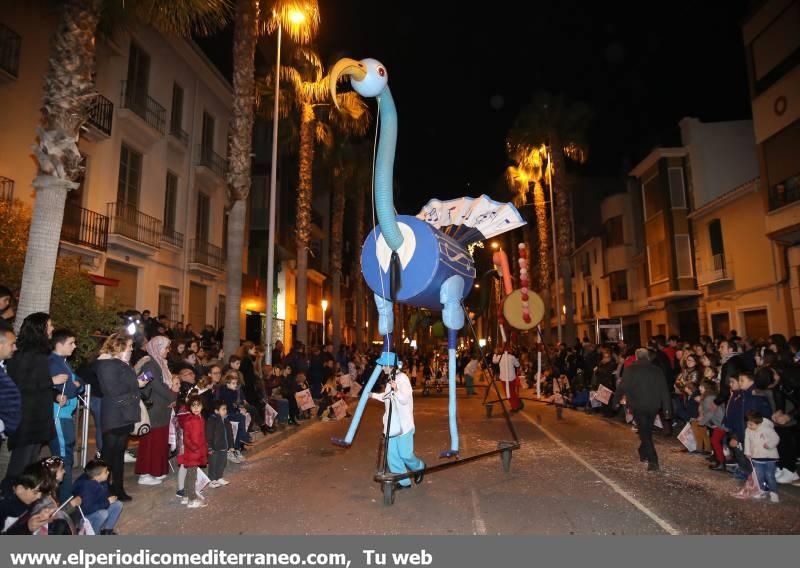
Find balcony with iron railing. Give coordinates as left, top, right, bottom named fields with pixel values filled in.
left=169, top=122, right=189, bottom=146
left=61, top=205, right=108, bottom=252
left=189, top=238, right=225, bottom=274
left=0, top=23, right=21, bottom=80
left=767, top=173, right=800, bottom=212
left=106, top=202, right=162, bottom=252
left=697, top=253, right=733, bottom=286
left=83, top=94, right=114, bottom=140
left=195, top=144, right=227, bottom=180
left=161, top=226, right=184, bottom=249
left=0, top=176, right=13, bottom=201
left=119, top=80, right=166, bottom=135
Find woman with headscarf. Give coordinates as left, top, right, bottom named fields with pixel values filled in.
left=133, top=335, right=178, bottom=486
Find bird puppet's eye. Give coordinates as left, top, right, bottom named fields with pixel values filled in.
left=378, top=67, right=386, bottom=77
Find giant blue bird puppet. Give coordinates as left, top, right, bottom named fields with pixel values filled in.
left=330, top=58, right=525, bottom=458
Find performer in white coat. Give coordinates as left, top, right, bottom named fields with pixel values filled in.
left=371, top=366, right=425, bottom=489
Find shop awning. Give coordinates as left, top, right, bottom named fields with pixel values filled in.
left=87, top=274, right=119, bottom=287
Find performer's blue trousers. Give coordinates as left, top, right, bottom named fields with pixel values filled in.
left=388, top=429, right=424, bottom=487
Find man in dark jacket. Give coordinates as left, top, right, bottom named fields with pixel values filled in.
left=0, top=328, right=21, bottom=456
left=612, top=349, right=672, bottom=471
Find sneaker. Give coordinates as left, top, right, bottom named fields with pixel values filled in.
left=217, top=478, right=230, bottom=486
left=778, top=470, right=799, bottom=484
left=155, top=475, right=168, bottom=481
left=137, top=474, right=162, bottom=486
left=227, top=450, right=241, bottom=464
left=208, top=480, right=222, bottom=488
left=176, top=489, right=186, bottom=499
left=95, top=450, right=102, bottom=460
left=124, top=451, right=136, bottom=463
left=187, top=499, right=207, bottom=508
left=233, top=449, right=246, bottom=462
left=751, top=491, right=767, bottom=500
left=769, top=492, right=780, bottom=503
left=181, top=497, right=189, bottom=505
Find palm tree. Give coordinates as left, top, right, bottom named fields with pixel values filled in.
left=15, top=0, right=232, bottom=330
left=222, top=0, right=259, bottom=358
left=327, top=140, right=371, bottom=351
left=506, top=145, right=551, bottom=342
left=508, top=92, right=590, bottom=345
left=278, top=48, right=368, bottom=345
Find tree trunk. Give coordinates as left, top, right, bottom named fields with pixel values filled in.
left=533, top=180, right=551, bottom=344
left=223, top=0, right=258, bottom=356
left=330, top=174, right=345, bottom=351
left=224, top=200, right=246, bottom=354
left=552, top=137, right=576, bottom=345
left=295, top=102, right=315, bottom=345
left=353, top=180, right=367, bottom=348
left=16, top=0, right=100, bottom=329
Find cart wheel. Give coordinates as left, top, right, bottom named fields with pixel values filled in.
left=501, top=449, right=512, bottom=473
left=383, top=482, right=395, bottom=506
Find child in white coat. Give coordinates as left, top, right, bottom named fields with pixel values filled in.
left=744, top=411, right=781, bottom=503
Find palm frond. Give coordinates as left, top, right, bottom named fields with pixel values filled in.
left=104, top=0, right=234, bottom=36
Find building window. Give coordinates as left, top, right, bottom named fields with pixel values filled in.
left=668, top=167, right=686, bottom=209
left=647, top=240, right=669, bottom=283
left=202, top=111, right=215, bottom=153
left=708, top=218, right=725, bottom=269
left=196, top=193, right=210, bottom=242
left=170, top=83, right=184, bottom=136
left=222, top=210, right=229, bottom=255
left=642, top=173, right=662, bottom=220
left=117, top=144, right=142, bottom=206
left=675, top=234, right=693, bottom=278
left=605, top=215, right=624, bottom=247
left=158, top=286, right=180, bottom=322
left=765, top=119, right=800, bottom=210
left=164, top=172, right=178, bottom=233
left=609, top=271, right=628, bottom=301
left=126, top=42, right=151, bottom=108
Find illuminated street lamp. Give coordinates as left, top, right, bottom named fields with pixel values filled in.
left=321, top=298, right=328, bottom=345
left=264, top=1, right=320, bottom=364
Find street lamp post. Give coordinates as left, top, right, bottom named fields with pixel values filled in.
left=264, top=5, right=318, bottom=364
left=321, top=299, right=328, bottom=345
left=264, top=21, right=283, bottom=365
left=546, top=149, right=562, bottom=344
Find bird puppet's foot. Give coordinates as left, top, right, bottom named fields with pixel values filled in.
left=331, top=437, right=352, bottom=448
left=439, top=449, right=459, bottom=459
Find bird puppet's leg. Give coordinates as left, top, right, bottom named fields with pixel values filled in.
left=440, top=275, right=465, bottom=458
left=332, top=293, right=396, bottom=447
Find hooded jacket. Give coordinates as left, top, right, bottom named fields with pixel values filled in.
left=176, top=410, right=208, bottom=467
left=744, top=418, right=780, bottom=460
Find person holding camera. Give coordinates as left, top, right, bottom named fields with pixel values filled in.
left=611, top=348, right=672, bottom=472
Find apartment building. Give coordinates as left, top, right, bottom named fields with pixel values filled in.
left=742, top=0, right=800, bottom=333
left=0, top=2, right=250, bottom=336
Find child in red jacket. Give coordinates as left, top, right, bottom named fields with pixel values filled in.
left=176, top=396, right=208, bottom=508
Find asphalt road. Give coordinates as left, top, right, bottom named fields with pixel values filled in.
left=118, top=386, right=800, bottom=535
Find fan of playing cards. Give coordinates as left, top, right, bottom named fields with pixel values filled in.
left=416, top=194, right=526, bottom=246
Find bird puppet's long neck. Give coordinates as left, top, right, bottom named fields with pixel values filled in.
left=374, top=87, right=404, bottom=252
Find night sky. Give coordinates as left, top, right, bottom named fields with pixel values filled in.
left=199, top=1, right=753, bottom=212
